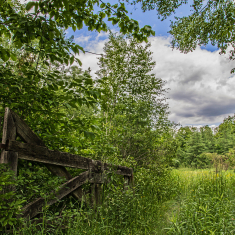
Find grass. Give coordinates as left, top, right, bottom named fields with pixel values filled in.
left=166, top=168, right=235, bottom=234
left=3, top=167, right=179, bottom=235
left=4, top=167, right=235, bottom=234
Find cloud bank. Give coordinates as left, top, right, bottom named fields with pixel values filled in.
left=74, top=34, right=235, bottom=127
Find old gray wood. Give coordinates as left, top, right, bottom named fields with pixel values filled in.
left=124, top=175, right=130, bottom=190
left=7, top=140, right=133, bottom=176
left=0, top=108, right=18, bottom=193
left=10, top=109, right=84, bottom=200
left=21, top=171, right=90, bottom=219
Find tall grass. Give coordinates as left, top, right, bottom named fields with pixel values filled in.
left=7, top=167, right=235, bottom=234
left=7, top=167, right=179, bottom=235
left=166, top=169, right=235, bottom=234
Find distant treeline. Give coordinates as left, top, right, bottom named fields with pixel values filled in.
left=173, top=115, right=235, bottom=169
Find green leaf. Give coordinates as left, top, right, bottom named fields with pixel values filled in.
left=70, top=55, right=75, bottom=65
left=75, top=58, right=82, bottom=66
left=34, top=2, right=39, bottom=13
left=100, top=3, right=105, bottom=8
left=10, top=53, right=17, bottom=61
left=72, top=24, right=76, bottom=32
left=26, top=2, right=35, bottom=11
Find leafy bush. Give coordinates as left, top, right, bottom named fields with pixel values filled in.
left=193, top=153, right=212, bottom=169
left=0, top=163, right=25, bottom=231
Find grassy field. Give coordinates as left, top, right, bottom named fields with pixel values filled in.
left=6, top=168, right=235, bottom=234
left=165, top=168, right=235, bottom=234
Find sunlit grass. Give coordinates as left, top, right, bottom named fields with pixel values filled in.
left=166, top=168, right=235, bottom=234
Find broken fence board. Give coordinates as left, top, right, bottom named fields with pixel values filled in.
left=7, top=140, right=133, bottom=176
left=2, top=108, right=16, bottom=144
left=21, top=171, right=90, bottom=219
left=1, top=108, right=18, bottom=193
left=10, top=109, right=84, bottom=200
left=11, top=110, right=44, bottom=147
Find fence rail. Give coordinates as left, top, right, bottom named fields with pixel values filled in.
left=0, top=107, right=134, bottom=221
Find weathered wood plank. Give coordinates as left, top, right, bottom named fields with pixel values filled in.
left=123, top=175, right=130, bottom=191
left=21, top=171, right=90, bottom=219
left=1, top=151, right=18, bottom=173
left=11, top=110, right=72, bottom=178
left=89, top=172, right=104, bottom=184
left=11, top=110, right=44, bottom=147
left=1, top=108, right=18, bottom=193
left=2, top=108, right=16, bottom=144
left=7, top=140, right=133, bottom=176
left=10, top=110, right=133, bottom=176
left=95, top=183, right=101, bottom=205
left=10, top=109, right=83, bottom=200
left=7, top=140, right=91, bottom=169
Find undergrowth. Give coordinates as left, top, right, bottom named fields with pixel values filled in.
left=4, top=164, right=235, bottom=234
left=1, top=164, right=179, bottom=235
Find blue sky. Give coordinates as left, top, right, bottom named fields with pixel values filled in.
left=66, top=0, right=218, bottom=52
left=65, top=1, right=235, bottom=128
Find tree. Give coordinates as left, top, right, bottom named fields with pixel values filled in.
left=2, top=0, right=234, bottom=74
left=200, top=125, right=215, bottom=153
left=0, top=0, right=156, bottom=149
left=169, top=0, right=235, bottom=72
left=214, top=115, right=235, bottom=154
left=0, top=0, right=155, bottom=63
left=130, top=0, right=235, bottom=73
left=0, top=43, right=98, bottom=151
left=175, top=126, right=194, bottom=166
left=95, top=33, right=171, bottom=166
left=186, top=130, right=207, bottom=167
left=176, top=126, right=194, bottom=150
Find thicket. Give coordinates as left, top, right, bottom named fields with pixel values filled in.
left=0, top=12, right=176, bottom=231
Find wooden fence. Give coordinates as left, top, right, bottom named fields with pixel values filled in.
left=0, top=107, right=134, bottom=222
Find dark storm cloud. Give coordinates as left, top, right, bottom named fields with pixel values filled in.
left=169, top=94, right=235, bottom=124
left=197, top=101, right=235, bottom=117
left=178, top=69, right=207, bottom=85
left=175, top=110, right=196, bottom=118
left=169, top=89, right=199, bottom=103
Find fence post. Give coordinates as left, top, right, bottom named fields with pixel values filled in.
left=124, top=169, right=134, bottom=191
left=124, top=176, right=130, bottom=190
left=0, top=108, right=18, bottom=193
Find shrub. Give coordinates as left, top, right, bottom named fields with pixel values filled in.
left=0, top=163, right=25, bottom=231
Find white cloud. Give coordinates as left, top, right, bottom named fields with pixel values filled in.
left=75, top=36, right=92, bottom=44
left=149, top=36, right=235, bottom=126
left=77, top=34, right=235, bottom=127
left=74, top=33, right=109, bottom=77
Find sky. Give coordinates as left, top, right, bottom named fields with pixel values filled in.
left=64, top=0, right=235, bottom=128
